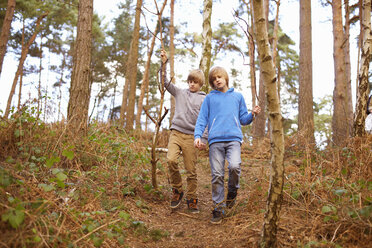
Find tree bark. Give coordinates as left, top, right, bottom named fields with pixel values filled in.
left=123, top=0, right=143, bottom=131
left=252, top=73, right=267, bottom=139
left=67, top=0, right=93, bottom=134
left=249, top=24, right=257, bottom=108
left=119, top=75, right=129, bottom=127
left=252, top=0, right=285, bottom=247
left=252, top=0, right=268, bottom=140
left=242, top=0, right=257, bottom=111
left=37, top=32, right=43, bottom=120
left=169, top=0, right=176, bottom=128
left=17, top=20, right=25, bottom=111
left=332, top=0, right=350, bottom=146
left=199, top=0, right=213, bottom=93
left=4, top=13, right=47, bottom=119
left=298, top=0, right=315, bottom=145
left=0, top=0, right=16, bottom=77
left=353, top=0, right=371, bottom=136
left=344, top=0, right=354, bottom=135
left=271, top=0, right=280, bottom=67
left=135, top=0, right=167, bottom=130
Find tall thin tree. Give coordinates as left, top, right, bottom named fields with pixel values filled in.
left=199, top=0, right=213, bottom=93
left=239, top=0, right=257, bottom=109
left=17, top=19, right=25, bottom=111
left=331, top=0, right=350, bottom=146
left=4, top=13, right=48, bottom=118
left=0, top=0, right=16, bottom=77
left=353, top=0, right=371, bottom=136
left=298, top=0, right=315, bottom=145
left=135, top=0, right=167, bottom=129
left=252, top=0, right=268, bottom=140
left=168, top=0, right=176, bottom=127
left=67, top=0, right=93, bottom=134
left=344, top=0, right=354, bottom=135
left=122, top=0, right=143, bottom=130
left=252, top=0, right=285, bottom=246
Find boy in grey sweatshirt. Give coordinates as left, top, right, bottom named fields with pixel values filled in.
left=160, top=50, right=207, bottom=213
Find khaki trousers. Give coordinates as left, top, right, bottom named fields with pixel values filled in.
left=167, top=130, right=198, bottom=199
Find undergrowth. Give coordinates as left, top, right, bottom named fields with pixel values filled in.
left=0, top=107, right=169, bottom=247
left=278, top=135, right=372, bottom=247
left=0, top=107, right=371, bottom=247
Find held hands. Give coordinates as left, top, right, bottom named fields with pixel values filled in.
left=194, top=138, right=206, bottom=150
left=252, top=105, right=261, bottom=116
left=160, top=49, right=167, bottom=64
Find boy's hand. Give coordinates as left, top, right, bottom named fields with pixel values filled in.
left=198, top=142, right=206, bottom=150
left=194, top=138, right=205, bottom=150
left=160, top=49, right=167, bottom=64
left=252, top=105, right=261, bottom=116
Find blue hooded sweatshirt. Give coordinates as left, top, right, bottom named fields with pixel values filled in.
left=194, top=88, right=253, bottom=145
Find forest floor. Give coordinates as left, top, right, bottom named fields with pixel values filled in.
left=0, top=121, right=371, bottom=248
left=125, top=148, right=270, bottom=248
left=109, top=138, right=371, bottom=248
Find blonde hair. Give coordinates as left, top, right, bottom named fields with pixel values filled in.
left=187, top=69, right=205, bottom=87
left=209, top=66, right=229, bottom=89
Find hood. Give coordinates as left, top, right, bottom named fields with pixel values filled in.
left=209, top=88, right=234, bottom=94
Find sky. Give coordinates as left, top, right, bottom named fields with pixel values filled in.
left=95, top=0, right=358, bottom=116
left=0, top=0, right=359, bottom=119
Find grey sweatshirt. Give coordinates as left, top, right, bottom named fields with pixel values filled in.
left=165, top=81, right=206, bottom=138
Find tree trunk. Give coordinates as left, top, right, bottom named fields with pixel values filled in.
left=124, top=0, right=143, bottom=131
left=353, top=0, right=371, bottom=136
left=67, top=0, right=93, bottom=134
left=43, top=84, right=48, bottom=122
left=242, top=0, right=257, bottom=110
left=298, top=0, right=315, bottom=145
left=252, top=72, right=266, bottom=138
left=249, top=26, right=257, bottom=108
left=17, top=20, right=25, bottom=111
left=169, top=0, right=176, bottom=128
left=271, top=0, right=280, bottom=66
left=119, top=76, right=129, bottom=127
left=252, top=0, right=285, bottom=247
left=57, top=52, right=66, bottom=122
left=332, top=0, right=350, bottom=146
left=272, top=0, right=281, bottom=117
left=252, top=0, right=268, bottom=140
left=0, top=0, right=16, bottom=77
left=146, top=50, right=169, bottom=189
left=37, top=32, right=43, bottom=120
left=4, top=13, right=47, bottom=119
left=135, top=0, right=167, bottom=130
left=344, top=0, right=354, bottom=135
left=17, top=69, right=23, bottom=110
left=199, top=0, right=213, bottom=93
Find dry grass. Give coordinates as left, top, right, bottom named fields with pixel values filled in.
left=0, top=109, right=371, bottom=247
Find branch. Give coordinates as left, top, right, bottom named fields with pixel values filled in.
left=175, top=37, right=198, bottom=56
left=158, top=107, right=169, bottom=125
left=143, top=107, right=157, bottom=124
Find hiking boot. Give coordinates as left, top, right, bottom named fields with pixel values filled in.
left=186, top=198, right=199, bottom=214
left=226, top=191, right=237, bottom=209
left=170, top=189, right=184, bottom=208
left=210, top=209, right=224, bottom=224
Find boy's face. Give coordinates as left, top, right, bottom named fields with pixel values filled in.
left=213, top=74, right=228, bottom=92
left=188, top=80, right=201, bottom=92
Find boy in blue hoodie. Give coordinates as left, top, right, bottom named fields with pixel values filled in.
left=194, top=66, right=261, bottom=224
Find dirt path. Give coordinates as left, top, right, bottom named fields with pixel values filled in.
left=125, top=152, right=270, bottom=248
